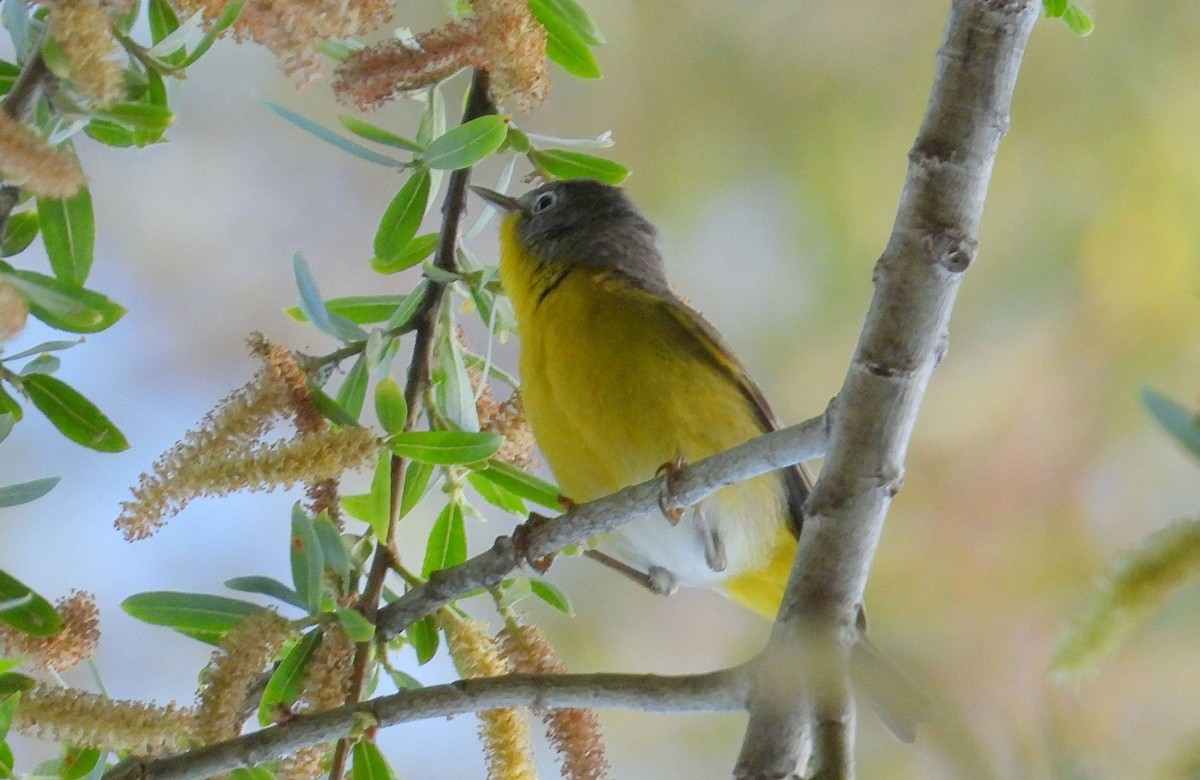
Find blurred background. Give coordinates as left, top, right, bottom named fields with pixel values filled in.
left=5, top=0, right=1200, bottom=777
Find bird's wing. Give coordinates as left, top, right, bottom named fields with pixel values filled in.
left=650, top=289, right=812, bottom=539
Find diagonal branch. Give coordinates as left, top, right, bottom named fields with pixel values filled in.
left=375, top=411, right=831, bottom=640
left=105, top=668, right=750, bottom=780
left=735, top=1, right=1041, bottom=778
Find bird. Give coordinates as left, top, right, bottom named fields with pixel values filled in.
left=472, top=178, right=811, bottom=620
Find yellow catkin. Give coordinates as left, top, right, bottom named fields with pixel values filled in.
left=13, top=685, right=194, bottom=754
left=195, top=611, right=295, bottom=745
left=1053, top=517, right=1200, bottom=677
left=0, top=280, right=28, bottom=342
left=275, top=625, right=357, bottom=779
left=0, top=112, right=83, bottom=197
left=46, top=0, right=125, bottom=107
left=476, top=385, right=537, bottom=471
left=441, top=614, right=537, bottom=780
left=0, top=591, right=100, bottom=672
left=500, top=624, right=610, bottom=780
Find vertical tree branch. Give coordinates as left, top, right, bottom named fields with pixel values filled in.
left=327, top=68, right=495, bottom=780
left=735, top=1, right=1040, bottom=777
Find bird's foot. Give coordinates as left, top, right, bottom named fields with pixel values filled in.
left=655, top=456, right=689, bottom=524
left=512, top=512, right=557, bottom=574
left=584, top=550, right=679, bottom=596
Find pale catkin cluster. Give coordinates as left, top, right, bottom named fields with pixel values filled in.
left=440, top=613, right=537, bottom=780
left=12, top=685, right=195, bottom=754
left=1053, top=517, right=1200, bottom=677
left=0, top=112, right=84, bottom=198
left=0, top=591, right=100, bottom=672
left=46, top=0, right=125, bottom=107
left=333, top=0, right=548, bottom=111
left=274, top=625, right=357, bottom=780
left=0, top=280, right=28, bottom=342
left=471, top=367, right=537, bottom=470
left=500, top=624, right=611, bottom=780
left=195, top=611, right=295, bottom=745
left=116, top=335, right=378, bottom=540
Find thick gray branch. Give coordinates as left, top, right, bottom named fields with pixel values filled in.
left=105, top=668, right=749, bottom=780
left=736, top=1, right=1040, bottom=777
left=375, top=412, right=829, bottom=639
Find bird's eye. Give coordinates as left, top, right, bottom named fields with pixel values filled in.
left=532, top=192, right=556, bottom=213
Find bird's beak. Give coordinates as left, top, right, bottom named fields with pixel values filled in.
left=470, top=186, right=521, bottom=213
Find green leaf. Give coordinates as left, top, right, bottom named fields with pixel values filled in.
left=224, top=576, right=305, bottom=610
left=21, top=374, right=128, bottom=452
left=20, top=353, right=59, bottom=375
left=0, top=476, right=60, bottom=508
left=181, top=0, right=243, bottom=65
left=85, top=119, right=137, bottom=148
left=422, top=116, right=508, bottom=171
left=372, top=233, right=439, bottom=275
left=529, top=0, right=602, bottom=79
left=352, top=739, right=393, bottom=780
left=121, top=592, right=266, bottom=644
left=1062, top=3, right=1094, bottom=36
left=96, top=103, right=173, bottom=145
left=399, top=459, right=434, bottom=519
left=338, top=116, right=423, bottom=153
left=383, top=281, right=431, bottom=333
left=1, top=211, right=37, bottom=257
left=309, top=383, right=359, bottom=427
left=497, top=575, right=533, bottom=610
left=0, top=387, right=21, bottom=421
left=374, top=169, right=430, bottom=266
left=529, top=579, right=574, bottom=616
left=536, top=0, right=605, bottom=45
left=421, top=502, right=467, bottom=577
left=0, top=672, right=35, bottom=696
left=1043, top=0, right=1066, bottom=16
left=0, top=693, right=17, bottom=740
left=258, top=628, right=322, bottom=725
left=342, top=454, right=392, bottom=538
left=313, top=512, right=351, bottom=582
left=474, top=460, right=561, bottom=509
left=387, top=668, right=421, bottom=690
left=2, top=339, right=80, bottom=363
left=229, top=768, right=276, bottom=780
left=0, top=570, right=62, bottom=636
left=147, top=0, right=180, bottom=44
left=335, top=608, right=375, bottom=641
left=415, top=86, right=445, bottom=149
left=60, top=747, right=101, bottom=780
left=37, top=189, right=94, bottom=286
left=292, top=253, right=368, bottom=342
left=406, top=614, right=439, bottom=665
left=389, top=430, right=503, bottom=465
left=434, top=326, right=479, bottom=432
left=0, top=660, right=19, bottom=676
left=529, top=149, right=628, bottom=185
left=335, top=355, right=369, bottom=423
left=0, top=60, right=20, bottom=96
left=1143, top=388, right=1200, bottom=461
left=374, top=376, right=408, bottom=436
left=265, top=101, right=406, bottom=168
left=0, top=267, right=124, bottom=333
left=285, top=294, right=417, bottom=325
left=466, top=471, right=525, bottom=515
left=290, top=505, right=324, bottom=615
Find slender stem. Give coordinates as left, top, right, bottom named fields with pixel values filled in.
left=326, top=69, right=495, bottom=780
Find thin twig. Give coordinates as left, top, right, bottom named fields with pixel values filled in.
left=735, top=1, right=1041, bottom=777
left=104, top=668, right=749, bottom=780
left=326, top=68, right=495, bottom=780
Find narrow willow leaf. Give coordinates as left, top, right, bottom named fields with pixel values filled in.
left=335, top=608, right=375, bottom=641
left=292, top=253, right=368, bottom=342
left=384, top=280, right=431, bottom=332
left=20, top=353, right=60, bottom=375
left=0, top=476, right=60, bottom=508
left=290, top=505, right=324, bottom=615
left=147, top=0, right=180, bottom=44
left=37, top=189, right=94, bottom=286
left=529, top=579, right=574, bottom=616
left=85, top=119, right=136, bottom=148
left=389, top=430, right=503, bottom=465
left=0, top=413, right=12, bottom=442
left=339, top=115, right=423, bottom=153
left=1, top=210, right=37, bottom=257
left=121, top=592, right=265, bottom=639
left=1062, top=3, right=1094, bottom=35
left=528, top=0, right=601, bottom=79
left=224, top=576, right=305, bottom=610
left=1, top=339, right=80, bottom=363
left=415, top=86, right=445, bottom=148
left=308, top=384, right=359, bottom=427
left=466, top=471, right=525, bottom=515
left=537, top=0, right=605, bottom=44
left=374, top=169, right=430, bottom=265
left=372, top=232, right=440, bottom=275
left=285, top=294, right=415, bottom=325
left=335, top=355, right=369, bottom=422
left=421, top=502, right=467, bottom=577
left=474, top=460, right=561, bottom=509
left=0, top=267, right=124, bottom=333
left=0, top=692, right=17, bottom=740
left=0, top=60, right=19, bottom=96
left=313, top=511, right=350, bottom=581
left=0, top=387, right=21, bottom=420
left=0, top=672, right=35, bottom=696
left=399, top=459, right=434, bottom=519
left=1143, top=388, right=1200, bottom=461
left=529, top=149, right=628, bottom=184
left=422, top=116, right=508, bottom=170
left=496, top=575, right=532, bottom=610
left=21, top=374, right=129, bottom=452
left=1043, top=0, right=1067, bottom=17
left=374, top=376, right=408, bottom=435
left=258, top=628, right=322, bottom=725
left=387, top=669, right=421, bottom=690
left=0, top=570, right=62, bottom=636
left=343, top=456, right=391, bottom=538
left=406, top=614, right=439, bottom=665
left=352, top=739, right=394, bottom=780
left=265, top=101, right=405, bottom=167
left=59, top=746, right=101, bottom=780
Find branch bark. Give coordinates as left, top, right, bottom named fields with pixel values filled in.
left=735, top=1, right=1040, bottom=777
left=105, top=668, right=749, bottom=780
